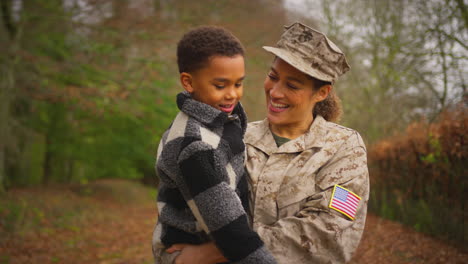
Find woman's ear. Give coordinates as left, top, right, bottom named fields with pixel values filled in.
left=180, top=72, right=194, bottom=93
left=315, top=84, right=332, bottom=102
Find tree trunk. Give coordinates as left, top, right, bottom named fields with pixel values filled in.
left=0, top=53, right=14, bottom=192
left=1, top=0, right=16, bottom=39
left=0, top=76, right=10, bottom=193
left=43, top=134, right=52, bottom=185
left=0, top=0, right=16, bottom=192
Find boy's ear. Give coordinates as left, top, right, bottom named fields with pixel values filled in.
left=180, top=72, right=194, bottom=93
left=315, top=84, right=332, bottom=102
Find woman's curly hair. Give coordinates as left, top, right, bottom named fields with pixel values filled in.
left=311, top=78, right=343, bottom=122
left=177, top=26, right=244, bottom=73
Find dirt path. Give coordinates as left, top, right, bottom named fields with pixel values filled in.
left=0, top=180, right=466, bottom=263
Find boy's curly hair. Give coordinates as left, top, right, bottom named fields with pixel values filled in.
left=177, top=26, right=245, bottom=73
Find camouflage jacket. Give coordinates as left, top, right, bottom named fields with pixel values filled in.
left=244, top=115, right=369, bottom=263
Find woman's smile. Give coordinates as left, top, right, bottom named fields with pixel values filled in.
left=269, top=101, right=289, bottom=113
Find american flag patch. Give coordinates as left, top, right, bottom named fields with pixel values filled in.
left=329, top=185, right=361, bottom=220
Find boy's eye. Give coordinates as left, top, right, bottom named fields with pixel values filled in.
left=214, top=84, right=225, bottom=89
left=235, top=82, right=243, bottom=88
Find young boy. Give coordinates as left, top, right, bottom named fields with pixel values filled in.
left=152, top=26, right=276, bottom=264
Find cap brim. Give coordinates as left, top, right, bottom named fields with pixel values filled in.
left=263, top=46, right=333, bottom=82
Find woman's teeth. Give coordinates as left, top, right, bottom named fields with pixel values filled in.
left=271, top=102, right=288, bottom=108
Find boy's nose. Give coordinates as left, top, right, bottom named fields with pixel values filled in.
left=225, top=87, right=237, bottom=100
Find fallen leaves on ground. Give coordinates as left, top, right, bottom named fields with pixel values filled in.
left=352, top=214, right=466, bottom=264
left=0, top=179, right=466, bottom=263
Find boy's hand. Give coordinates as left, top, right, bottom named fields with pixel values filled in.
left=167, top=242, right=228, bottom=264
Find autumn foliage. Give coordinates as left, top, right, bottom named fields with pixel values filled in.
left=368, top=105, right=467, bottom=243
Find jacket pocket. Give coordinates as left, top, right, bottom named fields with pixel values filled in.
left=275, top=150, right=329, bottom=218
left=276, top=171, right=316, bottom=209
left=276, top=169, right=317, bottom=220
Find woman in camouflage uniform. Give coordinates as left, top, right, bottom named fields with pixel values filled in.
left=167, top=22, right=369, bottom=264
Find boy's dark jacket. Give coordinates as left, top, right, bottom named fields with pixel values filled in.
left=153, top=92, right=276, bottom=263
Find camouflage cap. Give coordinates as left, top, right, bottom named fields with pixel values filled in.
left=263, top=22, right=350, bottom=83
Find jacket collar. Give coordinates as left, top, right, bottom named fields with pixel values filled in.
left=176, top=91, right=247, bottom=133
left=245, top=115, right=328, bottom=155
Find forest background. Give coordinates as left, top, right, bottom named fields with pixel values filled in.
left=1, top=0, right=466, bottom=261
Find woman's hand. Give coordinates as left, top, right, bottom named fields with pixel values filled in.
left=166, top=243, right=190, bottom=254
left=167, top=242, right=228, bottom=264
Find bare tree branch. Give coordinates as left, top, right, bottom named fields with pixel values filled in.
left=427, top=28, right=468, bottom=51
left=453, top=0, right=468, bottom=30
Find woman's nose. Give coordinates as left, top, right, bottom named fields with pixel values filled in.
left=269, top=83, right=283, bottom=98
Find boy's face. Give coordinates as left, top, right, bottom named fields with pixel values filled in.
left=182, top=55, right=245, bottom=114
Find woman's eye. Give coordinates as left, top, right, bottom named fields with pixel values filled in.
left=287, top=83, right=299, bottom=90
left=268, top=74, right=278, bottom=80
